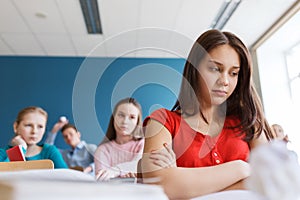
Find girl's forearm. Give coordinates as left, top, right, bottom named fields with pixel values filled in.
left=222, top=179, right=246, bottom=191
left=142, top=159, right=250, bottom=199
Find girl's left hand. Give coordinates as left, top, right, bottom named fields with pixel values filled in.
left=96, top=168, right=120, bottom=181
left=120, top=172, right=137, bottom=178
left=150, top=143, right=177, bottom=168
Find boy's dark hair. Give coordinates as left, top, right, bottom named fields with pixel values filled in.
left=61, top=124, right=78, bottom=133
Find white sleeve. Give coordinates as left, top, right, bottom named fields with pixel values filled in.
left=44, top=131, right=58, bottom=145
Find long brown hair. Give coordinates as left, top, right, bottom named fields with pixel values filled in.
left=172, top=29, right=273, bottom=142
left=100, top=97, right=144, bottom=144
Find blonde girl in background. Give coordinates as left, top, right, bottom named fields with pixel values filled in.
left=0, top=106, right=67, bottom=168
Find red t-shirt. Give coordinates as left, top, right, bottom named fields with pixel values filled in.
left=144, top=108, right=250, bottom=167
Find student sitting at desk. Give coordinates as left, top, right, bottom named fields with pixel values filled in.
left=94, top=97, right=144, bottom=181
left=45, top=120, right=97, bottom=175
left=272, top=123, right=289, bottom=143
left=140, top=29, right=274, bottom=199
left=0, top=106, right=67, bottom=169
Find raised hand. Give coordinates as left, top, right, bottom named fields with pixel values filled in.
left=50, top=118, right=69, bottom=133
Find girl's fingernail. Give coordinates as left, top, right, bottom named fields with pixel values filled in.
left=163, top=143, right=167, bottom=147
left=151, top=150, right=156, bottom=153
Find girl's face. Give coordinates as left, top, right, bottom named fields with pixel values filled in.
left=14, top=112, right=47, bottom=145
left=273, top=125, right=285, bottom=140
left=114, top=103, right=139, bottom=137
left=62, top=127, right=81, bottom=148
left=198, top=44, right=240, bottom=106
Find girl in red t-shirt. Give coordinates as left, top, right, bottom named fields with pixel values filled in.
left=140, top=29, right=274, bottom=200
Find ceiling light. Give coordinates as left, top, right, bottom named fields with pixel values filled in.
left=79, top=0, right=103, bottom=34
left=210, top=0, right=241, bottom=30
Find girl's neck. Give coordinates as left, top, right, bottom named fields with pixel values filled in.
left=199, top=105, right=218, bottom=121
left=200, top=100, right=227, bottom=120
left=25, top=144, right=42, bottom=157
left=115, top=135, right=133, bottom=145
left=184, top=105, right=226, bottom=137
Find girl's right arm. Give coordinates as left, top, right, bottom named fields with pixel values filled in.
left=141, top=119, right=250, bottom=200
left=94, top=145, right=108, bottom=174
left=10, top=135, right=27, bottom=150
left=94, top=145, right=119, bottom=181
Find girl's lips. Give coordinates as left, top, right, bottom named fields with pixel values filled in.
left=212, top=90, right=227, bottom=97
left=119, top=125, right=128, bottom=129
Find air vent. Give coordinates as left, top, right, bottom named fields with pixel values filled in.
left=79, top=0, right=103, bottom=34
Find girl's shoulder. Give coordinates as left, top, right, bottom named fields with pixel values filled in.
left=144, top=108, right=183, bottom=138
left=151, top=108, right=180, bottom=117
left=144, top=108, right=181, bottom=125
left=41, top=143, right=55, bottom=149
left=131, top=138, right=144, bottom=148
left=96, top=141, right=114, bottom=151
left=39, top=143, right=60, bottom=155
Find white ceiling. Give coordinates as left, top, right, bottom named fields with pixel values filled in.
left=0, top=0, right=297, bottom=58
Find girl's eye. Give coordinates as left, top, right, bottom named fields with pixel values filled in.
left=130, top=115, right=136, bottom=120
left=117, top=113, right=125, bottom=118
left=38, top=125, right=44, bottom=129
left=209, top=65, right=220, bottom=72
left=230, top=71, right=239, bottom=76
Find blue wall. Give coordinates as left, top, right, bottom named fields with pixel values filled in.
left=0, top=56, right=185, bottom=149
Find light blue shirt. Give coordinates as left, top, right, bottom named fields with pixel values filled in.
left=45, top=132, right=97, bottom=175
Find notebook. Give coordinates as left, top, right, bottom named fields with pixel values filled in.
left=6, top=145, right=26, bottom=161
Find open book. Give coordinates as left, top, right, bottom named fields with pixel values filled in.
left=6, top=145, right=26, bottom=161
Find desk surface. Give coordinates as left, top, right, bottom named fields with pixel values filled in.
left=0, top=169, right=168, bottom=200
left=191, top=190, right=267, bottom=200
left=0, top=169, right=268, bottom=200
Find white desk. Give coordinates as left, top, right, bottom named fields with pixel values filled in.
left=191, top=190, right=267, bottom=200
left=0, top=169, right=168, bottom=200
left=0, top=169, right=270, bottom=200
